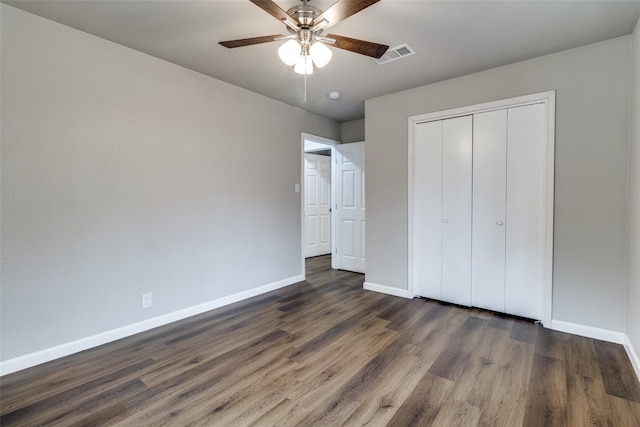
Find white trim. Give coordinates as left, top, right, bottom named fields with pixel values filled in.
left=408, top=91, right=555, bottom=327
left=623, top=334, right=640, bottom=381
left=302, top=133, right=339, bottom=147
left=0, top=274, right=303, bottom=376
left=408, top=91, right=556, bottom=125
left=407, top=116, right=417, bottom=299
left=300, top=133, right=339, bottom=273
left=550, top=319, right=625, bottom=344
left=363, top=281, right=411, bottom=299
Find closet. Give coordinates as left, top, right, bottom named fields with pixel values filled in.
left=409, top=93, right=554, bottom=322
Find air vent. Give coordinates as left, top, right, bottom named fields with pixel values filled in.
left=373, top=44, right=416, bottom=65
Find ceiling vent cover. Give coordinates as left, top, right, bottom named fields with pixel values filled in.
left=373, top=44, right=416, bottom=65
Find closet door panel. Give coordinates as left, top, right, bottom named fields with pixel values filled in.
left=413, top=121, right=443, bottom=299
left=441, top=116, right=473, bottom=306
left=472, top=110, right=507, bottom=312
left=505, top=103, right=546, bottom=319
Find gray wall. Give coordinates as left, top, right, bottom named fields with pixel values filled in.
left=341, top=119, right=365, bottom=143
left=366, top=36, right=631, bottom=332
left=0, top=5, right=340, bottom=361
left=627, top=18, right=640, bottom=355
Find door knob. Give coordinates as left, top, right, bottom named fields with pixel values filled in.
left=496, top=220, right=504, bottom=226
left=442, top=219, right=449, bottom=224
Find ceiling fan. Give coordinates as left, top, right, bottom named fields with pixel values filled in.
left=219, top=0, right=389, bottom=75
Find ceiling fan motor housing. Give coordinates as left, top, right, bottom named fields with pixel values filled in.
left=288, top=4, right=321, bottom=26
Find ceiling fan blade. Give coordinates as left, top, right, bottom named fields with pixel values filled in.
left=219, top=34, right=285, bottom=48
left=326, top=34, right=388, bottom=59
left=250, top=0, right=299, bottom=29
left=314, top=0, right=380, bottom=30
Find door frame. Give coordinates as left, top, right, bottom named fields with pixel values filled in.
left=407, top=91, right=555, bottom=326
left=300, top=133, right=339, bottom=277
left=303, top=152, right=332, bottom=258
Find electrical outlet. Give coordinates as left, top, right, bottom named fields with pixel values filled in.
left=142, top=293, right=152, bottom=309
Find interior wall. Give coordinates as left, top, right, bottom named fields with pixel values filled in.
left=0, top=5, right=340, bottom=362
left=365, top=36, right=631, bottom=333
left=341, top=119, right=365, bottom=143
left=627, top=17, right=640, bottom=358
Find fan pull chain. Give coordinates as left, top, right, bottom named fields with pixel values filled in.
left=304, top=72, right=307, bottom=102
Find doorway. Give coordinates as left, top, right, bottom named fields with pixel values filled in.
left=302, top=134, right=337, bottom=277
left=304, top=149, right=332, bottom=258
left=301, top=133, right=366, bottom=278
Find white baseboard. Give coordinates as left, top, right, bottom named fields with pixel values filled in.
left=0, top=274, right=304, bottom=377
left=623, top=334, right=640, bottom=382
left=550, top=319, right=625, bottom=344
left=363, top=281, right=411, bottom=299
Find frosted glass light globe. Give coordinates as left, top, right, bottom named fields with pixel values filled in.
left=278, top=40, right=301, bottom=66
left=310, top=42, right=332, bottom=68
left=294, top=54, right=313, bottom=75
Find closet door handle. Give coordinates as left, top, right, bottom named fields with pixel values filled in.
left=496, top=220, right=504, bottom=226
left=442, top=218, right=449, bottom=224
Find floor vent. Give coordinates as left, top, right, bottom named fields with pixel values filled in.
left=373, top=44, right=416, bottom=65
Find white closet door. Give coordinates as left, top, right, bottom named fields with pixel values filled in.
left=505, top=104, right=546, bottom=319
left=472, top=110, right=508, bottom=312
left=441, top=116, right=473, bottom=306
left=413, top=121, right=443, bottom=299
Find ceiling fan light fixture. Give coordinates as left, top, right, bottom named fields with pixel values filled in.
left=309, top=41, right=332, bottom=68
left=278, top=39, right=301, bottom=66
left=220, top=0, right=388, bottom=77
left=294, top=54, right=313, bottom=75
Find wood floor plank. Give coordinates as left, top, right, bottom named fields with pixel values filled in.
left=427, top=316, right=488, bottom=381
left=487, top=312, right=515, bottom=331
left=594, top=339, right=640, bottom=403
left=384, top=298, right=439, bottom=331
left=286, top=321, right=397, bottom=408
left=300, top=340, right=418, bottom=425
left=27, top=378, right=146, bottom=427
left=449, top=325, right=510, bottom=407
left=138, top=309, right=287, bottom=386
left=2, top=255, right=639, bottom=426
left=411, top=303, right=468, bottom=360
left=610, top=395, right=640, bottom=426
left=477, top=338, right=535, bottom=426
left=430, top=398, right=482, bottom=426
left=118, top=329, right=295, bottom=425
left=523, top=353, right=568, bottom=426
left=535, top=326, right=570, bottom=360
left=387, top=372, right=453, bottom=426
left=1, top=359, right=154, bottom=424
left=247, top=398, right=306, bottom=426
left=339, top=340, right=433, bottom=426
left=66, top=403, right=130, bottom=427
left=564, top=334, right=602, bottom=380
left=510, top=318, right=539, bottom=344
left=565, top=372, right=637, bottom=426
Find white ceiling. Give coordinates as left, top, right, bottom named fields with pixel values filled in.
left=5, top=0, right=640, bottom=122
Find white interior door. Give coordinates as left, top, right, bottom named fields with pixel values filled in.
left=441, top=116, right=473, bottom=306
left=472, top=109, right=508, bottom=312
left=334, top=142, right=365, bottom=273
left=304, top=153, right=331, bottom=258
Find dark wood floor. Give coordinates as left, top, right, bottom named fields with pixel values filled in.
left=2, top=255, right=640, bottom=426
